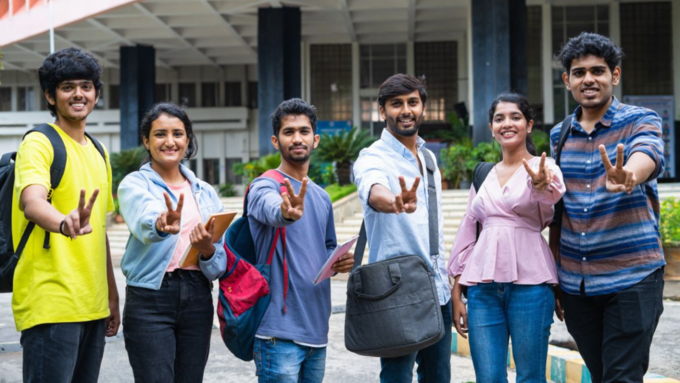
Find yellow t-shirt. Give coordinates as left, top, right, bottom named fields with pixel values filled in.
left=11, top=123, right=114, bottom=332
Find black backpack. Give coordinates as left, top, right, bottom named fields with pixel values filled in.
left=0, top=124, right=106, bottom=293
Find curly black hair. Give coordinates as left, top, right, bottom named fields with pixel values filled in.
left=557, top=32, right=625, bottom=74
left=270, top=98, right=318, bottom=136
left=38, top=47, right=104, bottom=117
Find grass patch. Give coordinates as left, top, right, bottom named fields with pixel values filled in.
left=325, top=183, right=357, bottom=203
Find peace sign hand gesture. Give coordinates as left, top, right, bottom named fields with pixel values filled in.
left=394, top=176, right=420, bottom=214
left=281, top=178, right=308, bottom=221
left=62, top=188, right=100, bottom=239
left=156, top=192, right=184, bottom=234
left=599, top=144, right=636, bottom=194
left=523, top=152, right=554, bottom=191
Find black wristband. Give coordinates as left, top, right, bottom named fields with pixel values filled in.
left=59, top=219, right=68, bottom=237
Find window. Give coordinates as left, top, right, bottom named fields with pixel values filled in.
left=108, top=85, right=120, bottom=109
left=0, top=88, right=11, bottom=111
left=201, top=82, right=219, bottom=107
left=310, top=44, right=352, bottom=121
left=179, top=83, right=196, bottom=108
left=360, top=97, right=382, bottom=136
left=203, top=158, right=220, bottom=185
left=247, top=82, right=258, bottom=109
left=620, top=2, right=672, bottom=96
left=526, top=6, right=543, bottom=122
left=414, top=42, right=457, bottom=122
left=155, top=83, right=171, bottom=103
left=360, top=44, right=407, bottom=89
left=17, top=86, right=36, bottom=111
left=225, top=158, right=243, bottom=184
left=224, top=82, right=242, bottom=107
left=551, top=5, right=609, bottom=120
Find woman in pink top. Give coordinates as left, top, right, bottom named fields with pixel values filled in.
left=448, top=92, right=565, bottom=383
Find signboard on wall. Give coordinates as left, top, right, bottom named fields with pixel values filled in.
left=622, top=95, right=675, bottom=179
left=317, top=120, right=352, bottom=136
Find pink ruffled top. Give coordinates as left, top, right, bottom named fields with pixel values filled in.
left=447, top=157, right=565, bottom=286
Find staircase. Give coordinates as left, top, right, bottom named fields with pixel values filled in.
left=108, top=184, right=680, bottom=267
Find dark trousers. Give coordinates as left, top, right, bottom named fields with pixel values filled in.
left=379, top=301, right=452, bottom=383
left=123, top=269, right=214, bottom=383
left=21, top=319, right=106, bottom=383
left=562, top=267, right=665, bottom=383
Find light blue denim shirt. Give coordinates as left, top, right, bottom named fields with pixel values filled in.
left=353, top=129, right=450, bottom=305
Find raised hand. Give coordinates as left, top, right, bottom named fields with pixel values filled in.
left=190, top=218, right=216, bottom=258
left=523, top=152, right=554, bottom=191
left=599, top=143, right=636, bottom=194
left=62, top=188, right=100, bottom=239
left=394, top=176, right=420, bottom=214
left=156, top=192, right=184, bottom=234
left=281, top=178, right=308, bottom=221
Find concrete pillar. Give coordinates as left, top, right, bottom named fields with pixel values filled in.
left=471, top=0, right=527, bottom=144
left=120, top=45, right=155, bottom=149
left=257, top=7, right=302, bottom=156
left=541, top=3, right=554, bottom=124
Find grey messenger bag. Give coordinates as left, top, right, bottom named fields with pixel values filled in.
left=344, top=150, right=445, bottom=358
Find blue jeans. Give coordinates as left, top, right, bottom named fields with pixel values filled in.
left=123, top=269, right=214, bottom=383
left=379, top=302, right=453, bottom=383
left=20, top=319, right=106, bottom=383
left=254, top=338, right=327, bottom=383
left=467, top=283, right=554, bottom=383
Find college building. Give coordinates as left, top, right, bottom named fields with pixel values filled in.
left=0, top=0, right=678, bottom=186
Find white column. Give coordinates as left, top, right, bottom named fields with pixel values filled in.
left=673, top=1, right=680, bottom=119
left=11, top=86, right=18, bottom=112
left=609, top=1, right=622, bottom=101
left=541, top=3, right=554, bottom=124
left=406, top=41, right=415, bottom=76
left=352, top=42, right=361, bottom=129
left=466, top=0, right=474, bottom=126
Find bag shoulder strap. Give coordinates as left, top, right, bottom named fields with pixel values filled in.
left=353, top=150, right=439, bottom=270
left=23, top=124, right=67, bottom=250
left=84, top=132, right=107, bottom=168
left=555, top=115, right=572, bottom=166
left=472, top=162, right=495, bottom=193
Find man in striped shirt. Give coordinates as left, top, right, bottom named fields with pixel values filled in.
left=551, top=32, right=665, bottom=383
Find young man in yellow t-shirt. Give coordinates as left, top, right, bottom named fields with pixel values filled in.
left=12, top=48, right=120, bottom=383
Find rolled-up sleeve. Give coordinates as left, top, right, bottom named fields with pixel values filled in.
left=353, top=148, right=391, bottom=212
left=627, top=110, right=665, bottom=181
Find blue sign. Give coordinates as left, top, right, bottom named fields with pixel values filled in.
left=317, top=120, right=352, bottom=136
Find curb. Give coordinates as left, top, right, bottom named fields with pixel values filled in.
left=450, top=333, right=680, bottom=383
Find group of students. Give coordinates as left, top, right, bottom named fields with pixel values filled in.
left=9, top=31, right=665, bottom=383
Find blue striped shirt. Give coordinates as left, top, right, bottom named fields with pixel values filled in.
left=550, top=96, right=666, bottom=296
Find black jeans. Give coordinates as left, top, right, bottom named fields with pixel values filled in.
left=379, top=301, right=452, bottom=383
left=562, top=267, right=664, bottom=383
left=20, top=319, right=106, bottom=383
left=123, top=269, right=214, bottom=383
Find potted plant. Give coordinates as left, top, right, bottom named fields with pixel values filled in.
left=110, top=146, right=147, bottom=223
left=315, top=127, right=376, bottom=186
left=660, top=197, right=680, bottom=280
left=440, top=138, right=476, bottom=189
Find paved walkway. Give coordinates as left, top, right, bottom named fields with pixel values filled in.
left=1, top=269, right=679, bottom=381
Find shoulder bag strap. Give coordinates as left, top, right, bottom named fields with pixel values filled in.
left=353, top=150, right=439, bottom=270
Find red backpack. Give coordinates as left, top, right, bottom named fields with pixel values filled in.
left=216, top=170, right=289, bottom=361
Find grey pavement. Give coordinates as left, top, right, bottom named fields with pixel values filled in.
left=2, top=268, right=679, bottom=381
left=0, top=268, right=494, bottom=383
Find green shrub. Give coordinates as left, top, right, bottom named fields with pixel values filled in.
left=660, top=197, right=680, bottom=247
left=315, top=127, right=376, bottom=186
left=234, top=153, right=282, bottom=184
left=217, top=183, right=237, bottom=197
left=325, top=183, right=357, bottom=203
left=532, top=129, right=551, bottom=156
left=110, top=146, right=147, bottom=195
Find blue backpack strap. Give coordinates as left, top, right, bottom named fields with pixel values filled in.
left=24, top=124, right=67, bottom=249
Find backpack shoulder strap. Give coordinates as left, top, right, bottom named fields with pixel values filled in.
left=555, top=115, right=572, bottom=166
left=472, top=162, right=495, bottom=193
left=84, top=132, right=107, bottom=167
left=421, top=150, right=439, bottom=257
left=25, top=124, right=67, bottom=196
